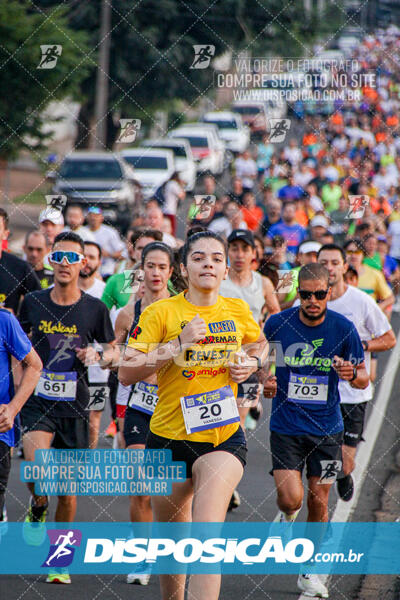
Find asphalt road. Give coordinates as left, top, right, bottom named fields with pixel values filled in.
left=2, top=315, right=399, bottom=600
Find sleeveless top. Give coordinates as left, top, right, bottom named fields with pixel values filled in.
left=219, top=271, right=264, bottom=322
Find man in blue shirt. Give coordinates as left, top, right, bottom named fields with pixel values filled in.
left=0, top=309, right=42, bottom=522
left=267, top=202, right=306, bottom=263
left=264, top=263, right=368, bottom=598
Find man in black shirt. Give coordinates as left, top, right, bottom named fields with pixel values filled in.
left=23, top=230, right=54, bottom=289
left=0, top=209, right=41, bottom=313
left=19, top=232, right=116, bottom=582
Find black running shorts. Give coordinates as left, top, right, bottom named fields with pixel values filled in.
left=21, top=401, right=88, bottom=449
left=270, top=430, right=343, bottom=482
left=123, top=407, right=151, bottom=446
left=146, top=426, right=247, bottom=479
left=340, top=402, right=367, bottom=448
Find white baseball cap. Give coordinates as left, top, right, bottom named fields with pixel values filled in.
left=298, top=241, right=322, bottom=254
left=310, top=215, right=329, bottom=229
left=39, top=207, right=64, bottom=226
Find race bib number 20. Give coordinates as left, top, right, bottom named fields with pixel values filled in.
left=181, top=385, right=239, bottom=434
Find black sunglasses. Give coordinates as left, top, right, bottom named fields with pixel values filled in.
left=298, top=289, right=330, bottom=300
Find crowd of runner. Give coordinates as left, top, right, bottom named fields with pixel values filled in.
left=0, top=27, right=399, bottom=600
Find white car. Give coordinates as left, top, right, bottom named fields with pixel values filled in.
left=142, top=138, right=196, bottom=192
left=119, top=148, right=175, bottom=199
left=202, top=111, right=250, bottom=154
left=168, top=127, right=222, bottom=176
left=177, top=123, right=226, bottom=174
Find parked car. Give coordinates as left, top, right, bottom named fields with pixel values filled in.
left=168, top=127, right=222, bottom=175
left=231, top=101, right=268, bottom=137
left=176, top=123, right=226, bottom=174
left=119, top=148, right=175, bottom=199
left=49, top=151, right=138, bottom=228
left=142, top=138, right=196, bottom=191
left=201, top=111, right=250, bottom=154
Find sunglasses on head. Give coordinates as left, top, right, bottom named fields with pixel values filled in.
left=50, top=251, right=84, bottom=265
left=298, top=289, right=329, bottom=300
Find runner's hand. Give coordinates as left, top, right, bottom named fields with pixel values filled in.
left=263, top=375, right=277, bottom=398
left=0, top=404, right=15, bottom=432
left=75, top=346, right=99, bottom=366
left=180, top=314, right=208, bottom=345
left=332, top=355, right=355, bottom=381
left=228, top=353, right=258, bottom=383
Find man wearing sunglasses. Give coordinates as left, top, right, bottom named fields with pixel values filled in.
left=317, top=244, right=396, bottom=502
left=264, top=263, right=368, bottom=599
left=19, top=231, right=116, bottom=584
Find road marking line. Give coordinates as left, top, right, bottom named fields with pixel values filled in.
left=296, top=325, right=400, bottom=597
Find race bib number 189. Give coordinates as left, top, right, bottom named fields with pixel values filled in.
left=181, top=385, right=239, bottom=434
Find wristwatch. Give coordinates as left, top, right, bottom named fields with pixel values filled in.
left=349, top=366, right=357, bottom=382
left=362, top=340, right=369, bottom=352
left=249, top=355, right=262, bottom=370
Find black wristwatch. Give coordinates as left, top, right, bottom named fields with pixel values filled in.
left=362, top=340, right=369, bottom=352
left=349, top=366, right=357, bottom=382
left=249, top=356, right=262, bottom=370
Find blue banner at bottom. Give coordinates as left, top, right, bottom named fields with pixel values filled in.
left=0, top=522, right=398, bottom=574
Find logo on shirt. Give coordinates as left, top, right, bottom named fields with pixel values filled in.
left=209, top=320, right=236, bottom=333
left=284, top=338, right=331, bottom=372
left=0, top=293, right=6, bottom=305
left=39, top=321, right=77, bottom=335
left=130, top=326, right=142, bottom=341
left=182, top=366, right=227, bottom=380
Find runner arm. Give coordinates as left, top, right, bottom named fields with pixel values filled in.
left=118, top=338, right=180, bottom=386
left=0, top=348, right=42, bottom=432
left=262, top=276, right=280, bottom=317
left=364, top=329, right=396, bottom=353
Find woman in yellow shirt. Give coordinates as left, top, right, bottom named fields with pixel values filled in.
left=119, top=231, right=270, bottom=600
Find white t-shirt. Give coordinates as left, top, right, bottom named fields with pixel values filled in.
left=63, top=225, right=96, bottom=242
left=208, top=217, right=247, bottom=238
left=234, top=157, right=257, bottom=189
left=83, top=278, right=109, bottom=384
left=294, top=286, right=391, bottom=404
left=388, top=220, right=400, bottom=259
left=163, top=180, right=182, bottom=216
left=90, top=225, right=125, bottom=277
left=328, top=286, right=391, bottom=404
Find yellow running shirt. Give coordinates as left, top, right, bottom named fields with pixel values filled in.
left=128, top=292, right=261, bottom=445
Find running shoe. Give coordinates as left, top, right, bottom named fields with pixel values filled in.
left=46, top=569, right=71, bottom=584
left=336, top=474, right=354, bottom=502
left=273, top=507, right=300, bottom=523
left=23, top=497, right=48, bottom=546
left=105, top=420, right=117, bottom=438
left=0, top=506, right=8, bottom=537
left=297, top=573, right=329, bottom=598
left=126, top=562, right=151, bottom=585
left=227, top=489, right=241, bottom=512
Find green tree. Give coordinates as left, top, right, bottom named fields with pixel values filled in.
left=0, top=1, right=89, bottom=160
left=35, top=0, right=343, bottom=147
